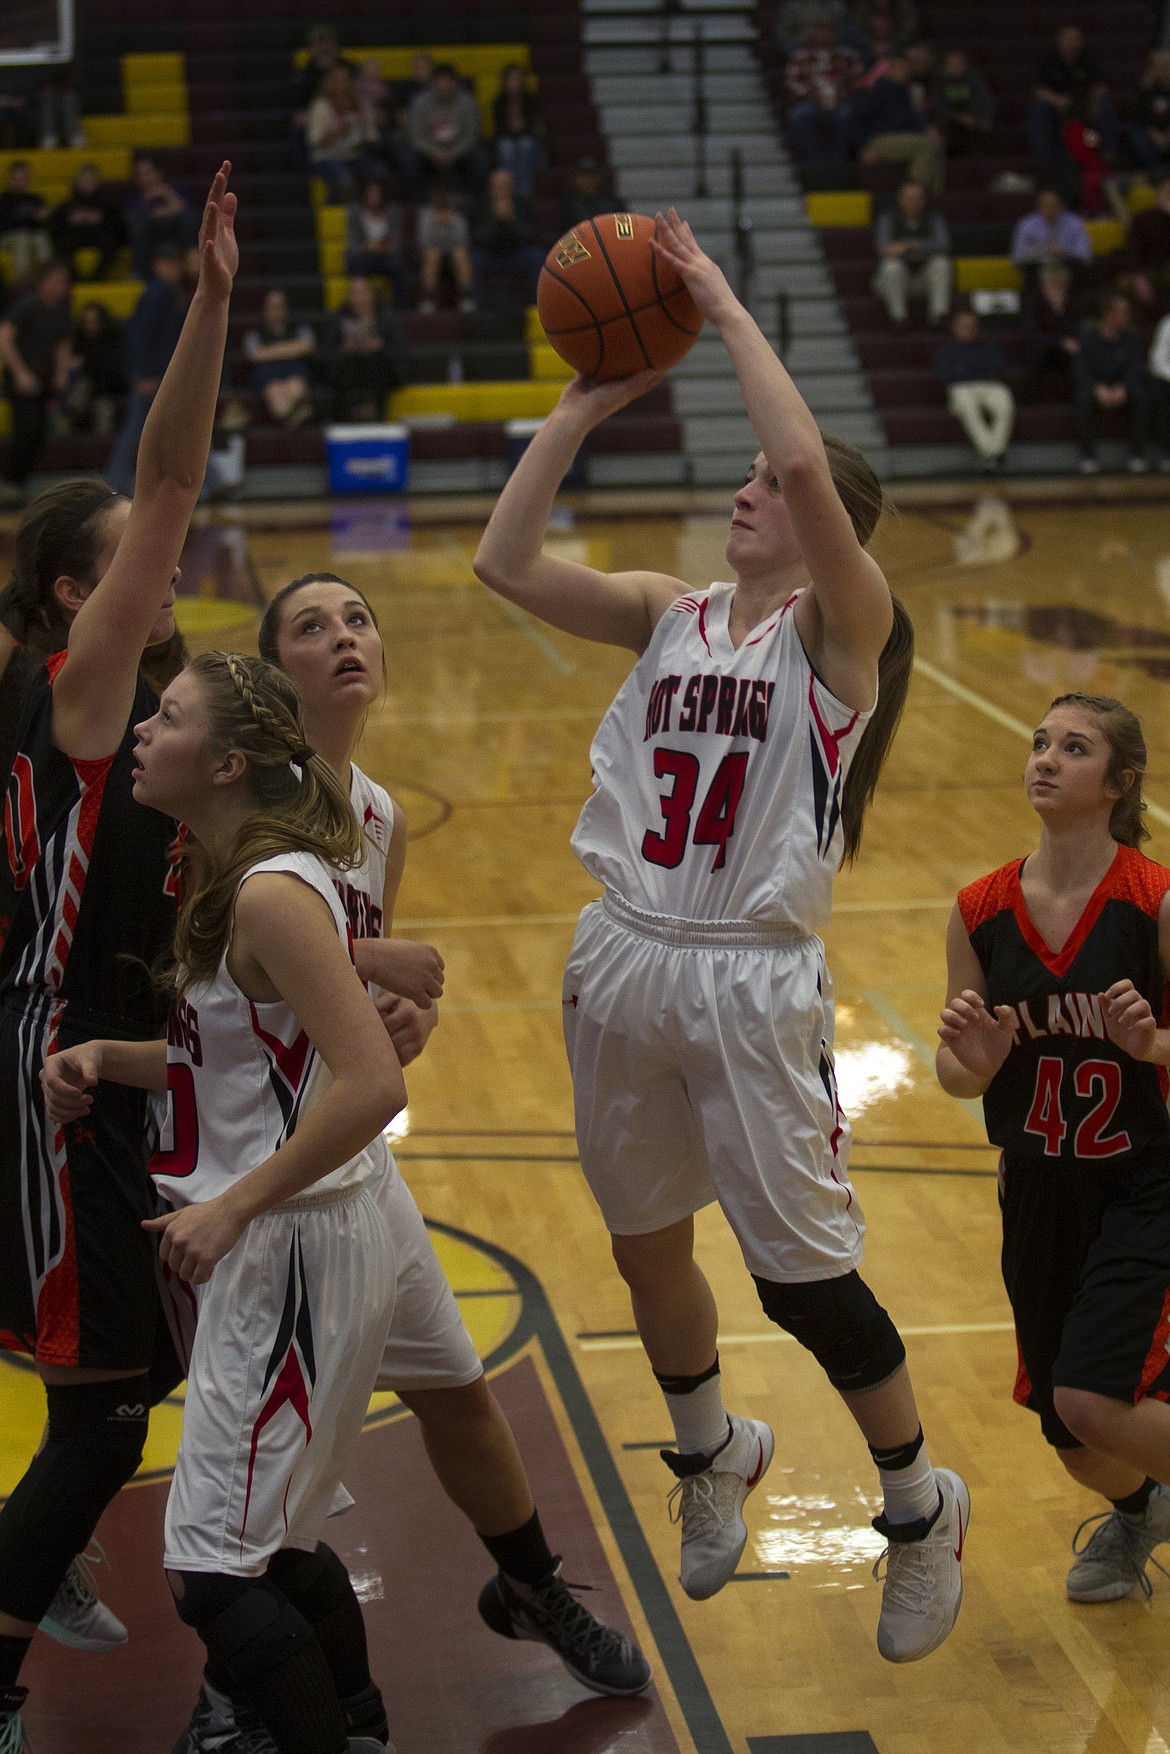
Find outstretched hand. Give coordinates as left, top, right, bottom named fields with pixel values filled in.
left=1102, top=979, right=1158, bottom=1061
left=556, top=367, right=661, bottom=430
left=197, top=162, right=238, bottom=300
left=650, top=207, right=738, bottom=325
left=937, top=989, right=1016, bottom=1084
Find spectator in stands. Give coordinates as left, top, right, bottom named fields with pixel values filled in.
left=406, top=63, right=485, bottom=199
left=50, top=163, right=126, bottom=283
left=318, top=276, right=402, bottom=421
left=1010, top=187, right=1092, bottom=290
left=62, top=300, right=126, bottom=436
left=1074, top=293, right=1150, bottom=474
left=355, top=57, right=392, bottom=141
left=306, top=65, right=384, bottom=203
left=471, top=167, right=545, bottom=310
left=1149, top=307, right=1170, bottom=467
left=853, top=54, right=943, bottom=193
left=934, top=306, right=1016, bottom=471
left=392, top=52, right=435, bottom=132
left=293, top=24, right=358, bottom=123
left=556, top=157, right=615, bottom=233
left=773, top=0, right=849, bottom=53
left=243, top=289, right=316, bottom=428
left=1028, top=26, right=1117, bottom=167
left=933, top=48, right=994, bottom=155
left=344, top=178, right=410, bottom=309
left=784, top=15, right=864, bottom=162
left=871, top=179, right=951, bottom=327
left=1130, top=173, right=1170, bottom=312
left=126, top=155, right=199, bottom=279
left=0, top=72, right=35, bottom=150
left=0, top=259, right=72, bottom=505
left=0, top=162, right=51, bottom=286
left=491, top=63, right=547, bottom=197
left=1020, top=261, right=1081, bottom=401
left=1061, top=95, right=1126, bottom=222
left=847, top=0, right=918, bottom=69
left=904, top=42, right=936, bottom=119
left=37, top=65, right=83, bottom=151
left=1130, top=50, right=1170, bottom=176
left=416, top=185, right=476, bottom=314
left=105, top=241, right=189, bottom=495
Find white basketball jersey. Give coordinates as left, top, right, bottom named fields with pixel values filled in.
left=571, top=583, right=874, bottom=930
left=151, top=849, right=388, bottom=1208
left=336, top=766, right=394, bottom=963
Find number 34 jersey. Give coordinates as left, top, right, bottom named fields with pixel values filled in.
left=959, top=846, right=1170, bottom=1164
left=571, top=582, right=874, bottom=930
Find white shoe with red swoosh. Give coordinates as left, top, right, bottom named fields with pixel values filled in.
left=874, top=1468, right=970, bottom=1663
left=662, top=1414, right=775, bottom=1600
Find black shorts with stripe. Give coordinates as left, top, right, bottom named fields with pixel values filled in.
left=0, top=997, right=174, bottom=1375
left=1001, top=1142, right=1170, bottom=1448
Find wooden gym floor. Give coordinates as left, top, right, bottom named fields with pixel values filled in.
left=5, top=479, right=1170, bottom=1753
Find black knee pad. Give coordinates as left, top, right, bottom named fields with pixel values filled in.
left=266, top=1543, right=350, bottom=1620
left=178, top=1573, right=316, bottom=1689
left=0, top=1378, right=148, bottom=1622
left=752, top=1270, right=906, bottom=1392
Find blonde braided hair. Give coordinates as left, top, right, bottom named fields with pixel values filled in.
left=169, top=651, right=362, bottom=992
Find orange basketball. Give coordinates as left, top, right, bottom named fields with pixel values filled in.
left=537, top=211, right=704, bottom=381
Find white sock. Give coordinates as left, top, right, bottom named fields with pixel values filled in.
left=658, top=1366, right=729, bottom=1456
left=877, top=1441, right=939, bottom=1527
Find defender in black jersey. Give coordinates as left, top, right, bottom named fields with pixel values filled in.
left=939, top=692, right=1170, bottom=1605
left=0, top=165, right=238, bottom=1746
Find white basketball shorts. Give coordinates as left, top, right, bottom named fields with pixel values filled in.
left=372, top=1156, right=484, bottom=1394
left=562, top=894, right=866, bottom=1282
left=164, top=1178, right=397, bottom=1576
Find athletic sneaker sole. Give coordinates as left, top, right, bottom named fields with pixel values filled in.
left=478, top=1576, right=653, bottom=1698
left=682, top=1419, right=776, bottom=1602
left=39, top=1615, right=128, bottom=1653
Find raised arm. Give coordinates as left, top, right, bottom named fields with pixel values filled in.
left=145, top=874, right=406, bottom=1282
left=52, top=164, right=239, bottom=761
left=472, top=371, right=688, bottom=654
left=651, top=209, right=892, bottom=705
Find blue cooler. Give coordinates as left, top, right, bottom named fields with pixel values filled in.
left=325, top=423, right=410, bottom=495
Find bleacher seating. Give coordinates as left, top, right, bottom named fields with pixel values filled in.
left=758, top=0, right=1163, bottom=463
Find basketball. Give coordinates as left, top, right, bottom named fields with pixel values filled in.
left=537, top=211, right=704, bottom=381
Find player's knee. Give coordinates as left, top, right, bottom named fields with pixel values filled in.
left=266, top=1543, right=351, bottom=1619
left=174, top=1571, right=315, bottom=1687
left=44, top=1378, right=149, bottom=1495
left=752, top=1270, right=906, bottom=1392
left=610, top=1227, right=689, bottom=1299
left=1051, top=1386, right=1124, bottom=1451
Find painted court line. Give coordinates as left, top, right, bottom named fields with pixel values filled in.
left=914, top=657, right=1170, bottom=829
left=578, top=1321, right=1014, bottom=1353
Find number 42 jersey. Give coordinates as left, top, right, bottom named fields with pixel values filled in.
left=571, top=582, right=874, bottom=930
left=959, top=846, right=1170, bottom=1164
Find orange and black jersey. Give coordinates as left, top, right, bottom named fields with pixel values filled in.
left=958, top=846, right=1170, bottom=1164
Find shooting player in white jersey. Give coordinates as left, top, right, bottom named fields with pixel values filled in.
left=473, top=207, right=968, bottom=1663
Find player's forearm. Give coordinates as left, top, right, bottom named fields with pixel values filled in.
left=473, top=407, right=587, bottom=600
left=714, top=303, right=823, bottom=475
left=935, top=1045, right=993, bottom=1099
left=92, top=1038, right=169, bottom=1090
left=135, top=283, right=230, bottom=500
left=1128, top=1028, right=1170, bottom=1067
left=218, top=1067, right=405, bottom=1226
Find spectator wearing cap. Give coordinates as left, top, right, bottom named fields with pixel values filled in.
left=1130, top=175, right=1170, bottom=312
left=784, top=16, right=864, bottom=161
left=1010, top=187, right=1092, bottom=290
left=105, top=242, right=189, bottom=495
left=556, top=158, right=614, bottom=233
left=406, top=63, right=484, bottom=198
left=934, top=307, right=1015, bottom=470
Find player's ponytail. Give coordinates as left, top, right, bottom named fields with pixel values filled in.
left=838, top=596, right=914, bottom=866
left=171, top=651, right=362, bottom=991
left=1048, top=692, right=1149, bottom=846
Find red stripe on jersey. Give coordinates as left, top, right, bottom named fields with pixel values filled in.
left=1138, top=1287, right=1170, bottom=1399
left=808, top=674, right=859, bottom=777
left=1012, top=1329, right=1033, bottom=1410
left=248, top=1004, right=312, bottom=1092
left=744, top=594, right=797, bottom=647
left=670, top=597, right=700, bottom=616
left=960, top=847, right=1170, bottom=961
left=45, top=649, right=68, bottom=684
left=35, top=1141, right=80, bottom=1366
left=695, top=597, right=712, bottom=655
